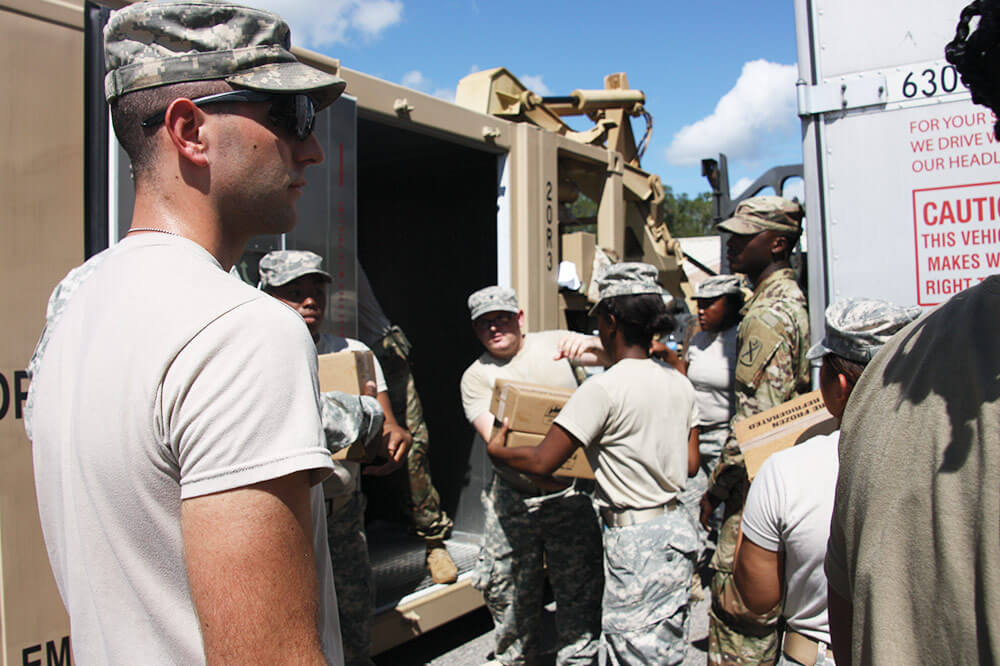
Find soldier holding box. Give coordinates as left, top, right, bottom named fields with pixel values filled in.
left=259, top=249, right=407, bottom=666
left=461, top=285, right=603, bottom=666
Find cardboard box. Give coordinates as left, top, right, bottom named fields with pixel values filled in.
left=501, top=430, right=595, bottom=479
left=561, top=231, right=596, bottom=291
left=317, top=350, right=377, bottom=461
left=490, top=379, right=573, bottom=435
left=318, top=350, right=376, bottom=394
left=736, top=390, right=838, bottom=481
left=489, top=380, right=595, bottom=479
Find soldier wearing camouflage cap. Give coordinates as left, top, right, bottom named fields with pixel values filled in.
left=675, top=275, right=746, bottom=575
left=27, top=3, right=347, bottom=662
left=258, top=250, right=332, bottom=288
left=460, top=285, right=604, bottom=665
left=259, top=250, right=413, bottom=666
left=704, top=195, right=811, bottom=666
left=486, top=264, right=701, bottom=665
left=734, top=297, right=919, bottom=666
left=806, top=298, right=922, bottom=363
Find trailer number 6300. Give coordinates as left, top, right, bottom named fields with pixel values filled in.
left=902, top=65, right=961, bottom=99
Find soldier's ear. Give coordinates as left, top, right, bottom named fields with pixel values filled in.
left=769, top=233, right=793, bottom=260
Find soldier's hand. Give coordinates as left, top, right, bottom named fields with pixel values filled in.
left=364, top=422, right=411, bottom=476
left=486, top=418, right=510, bottom=458
left=361, top=380, right=377, bottom=398
left=554, top=333, right=610, bottom=365
left=651, top=340, right=685, bottom=372
left=699, top=492, right=720, bottom=530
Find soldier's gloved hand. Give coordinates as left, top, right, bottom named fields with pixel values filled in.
left=363, top=422, right=411, bottom=477
left=320, top=390, right=384, bottom=455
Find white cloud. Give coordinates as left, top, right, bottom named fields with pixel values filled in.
left=731, top=177, right=753, bottom=197
left=401, top=70, right=430, bottom=90
left=354, top=0, right=404, bottom=37
left=782, top=177, right=805, bottom=203
left=247, top=0, right=403, bottom=49
left=433, top=88, right=457, bottom=103
left=666, top=60, right=798, bottom=166
left=520, top=74, right=552, bottom=96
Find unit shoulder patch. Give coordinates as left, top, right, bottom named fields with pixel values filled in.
left=735, top=315, right=783, bottom=390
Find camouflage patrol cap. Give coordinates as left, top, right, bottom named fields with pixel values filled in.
left=589, top=262, right=663, bottom=314
left=468, top=286, right=520, bottom=321
left=694, top=274, right=744, bottom=300
left=258, top=250, right=331, bottom=289
left=717, top=196, right=804, bottom=235
left=103, top=1, right=346, bottom=109
left=807, top=297, right=922, bottom=364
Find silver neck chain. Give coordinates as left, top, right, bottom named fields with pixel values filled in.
left=125, top=227, right=182, bottom=238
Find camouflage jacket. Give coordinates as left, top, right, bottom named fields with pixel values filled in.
left=707, top=267, right=810, bottom=501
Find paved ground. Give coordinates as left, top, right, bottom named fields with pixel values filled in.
left=373, top=568, right=713, bottom=666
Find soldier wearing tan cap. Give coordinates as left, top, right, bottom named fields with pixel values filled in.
left=702, top=196, right=811, bottom=666
left=26, top=2, right=348, bottom=663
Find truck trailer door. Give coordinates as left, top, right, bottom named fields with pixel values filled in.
left=796, top=0, right=989, bottom=333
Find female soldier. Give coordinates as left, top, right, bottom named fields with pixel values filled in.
left=488, top=262, right=700, bottom=666
left=671, top=275, right=744, bottom=538
left=733, top=298, right=919, bottom=666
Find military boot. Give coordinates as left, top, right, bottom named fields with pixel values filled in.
left=425, top=539, right=458, bottom=584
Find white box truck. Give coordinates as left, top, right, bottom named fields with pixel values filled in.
left=794, top=0, right=994, bottom=337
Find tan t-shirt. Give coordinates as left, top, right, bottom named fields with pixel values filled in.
left=461, top=330, right=580, bottom=490
left=826, top=276, right=1000, bottom=665
left=460, top=330, right=579, bottom=423
left=554, top=357, right=698, bottom=510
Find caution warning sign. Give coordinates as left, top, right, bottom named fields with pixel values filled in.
left=911, top=181, right=1000, bottom=306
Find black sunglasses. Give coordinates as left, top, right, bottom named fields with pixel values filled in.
left=140, top=90, right=316, bottom=141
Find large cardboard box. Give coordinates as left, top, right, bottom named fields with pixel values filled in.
left=489, top=380, right=595, bottom=479
left=490, top=379, right=572, bottom=434
left=561, top=231, right=596, bottom=291
left=736, top=390, right=838, bottom=481
left=317, top=350, right=377, bottom=461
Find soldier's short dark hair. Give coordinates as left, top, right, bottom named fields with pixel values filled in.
left=823, top=353, right=866, bottom=389
left=594, top=293, right=675, bottom=348
left=110, top=80, right=234, bottom=182
left=947, top=0, right=1000, bottom=138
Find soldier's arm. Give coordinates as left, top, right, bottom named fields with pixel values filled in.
left=182, top=472, right=327, bottom=664
left=705, top=311, right=800, bottom=502
left=364, top=391, right=411, bottom=476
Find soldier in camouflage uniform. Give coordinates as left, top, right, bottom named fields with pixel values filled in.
left=355, top=268, right=457, bottom=583
left=701, top=197, right=811, bottom=666
left=461, top=286, right=603, bottom=666
left=260, top=250, right=408, bottom=666
left=486, top=264, right=701, bottom=665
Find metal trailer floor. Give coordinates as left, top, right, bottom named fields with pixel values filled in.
left=367, top=521, right=481, bottom=610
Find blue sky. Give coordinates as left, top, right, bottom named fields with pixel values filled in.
left=252, top=0, right=804, bottom=199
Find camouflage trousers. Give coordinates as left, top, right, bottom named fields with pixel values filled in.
left=707, top=500, right=780, bottom=666
left=678, top=426, right=729, bottom=546
left=601, top=506, right=699, bottom=666
left=473, top=476, right=604, bottom=666
left=373, top=327, right=453, bottom=541
left=327, top=492, right=375, bottom=666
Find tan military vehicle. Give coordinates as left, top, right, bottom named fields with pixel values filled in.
left=0, top=1, right=689, bottom=662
